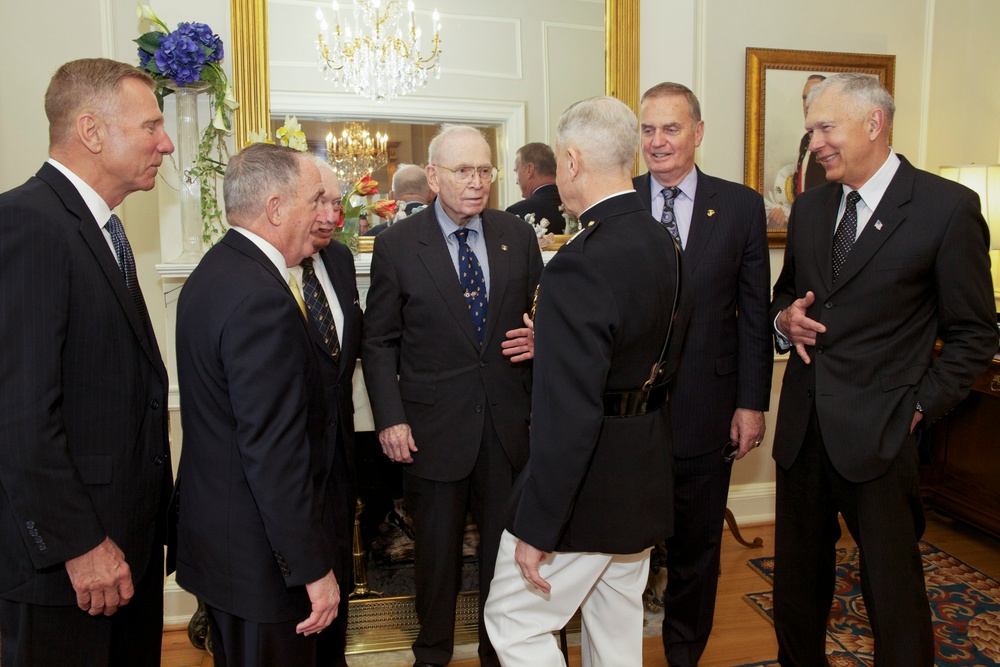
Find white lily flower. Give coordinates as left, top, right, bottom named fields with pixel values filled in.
left=136, top=3, right=168, bottom=32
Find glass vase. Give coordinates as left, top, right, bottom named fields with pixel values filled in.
left=333, top=216, right=360, bottom=256
left=166, top=81, right=210, bottom=263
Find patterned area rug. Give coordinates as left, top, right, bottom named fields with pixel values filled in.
left=738, top=540, right=1000, bottom=667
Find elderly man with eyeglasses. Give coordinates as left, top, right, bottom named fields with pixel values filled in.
left=362, top=124, right=543, bottom=667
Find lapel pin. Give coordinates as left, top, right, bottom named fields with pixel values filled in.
left=707, top=209, right=715, bottom=217
left=501, top=244, right=508, bottom=251
left=587, top=220, right=595, bottom=227
left=874, top=220, right=883, bottom=231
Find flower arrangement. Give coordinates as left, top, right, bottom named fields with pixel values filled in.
left=135, top=2, right=238, bottom=243
left=336, top=173, right=397, bottom=254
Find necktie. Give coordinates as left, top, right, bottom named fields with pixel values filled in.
left=661, top=186, right=682, bottom=247
left=287, top=273, right=307, bottom=319
left=455, top=228, right=488, bottom=344
left=105, top=214, right=151, bottom=342
left=832, top=190, right=862, bottom=282
left=300, top=257, right=342, bottom=362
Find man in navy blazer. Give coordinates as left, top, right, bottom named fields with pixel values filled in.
left=634, top=82, right=772, bottom=667
left=0, top=59, right=174, bottom=666
left=175, top=144, right=340, bottom=667
left=363, top=125, right=542, bottom=667
left=306, top=159, right=364, bottom=666
left=770, top=73, right=997, bottom=665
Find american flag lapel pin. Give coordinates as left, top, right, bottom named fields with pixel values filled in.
left=501, top=244, right=508, bottom=251
left=874, top=220, right=883, bottom=231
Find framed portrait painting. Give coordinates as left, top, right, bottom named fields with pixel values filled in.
left=744, top=48, right=895, bottom=247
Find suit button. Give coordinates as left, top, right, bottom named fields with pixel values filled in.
left=329, top=418, right=337, bottom=427
left=26, top=521, right=35, bottom=530
left=29, top=529, right=38, bottom=537
left=154, top=455, right=164, bottom=466
left=817, top=346, right=825, bottom=354
left=150, top=399, right=160, bottom=409
left=824, top=301, right=833, bottom=309
left=480, top=362, right=486, bottom=368
left=475, top=405, right=483, bottom=413
left=34, top=536, right=43, bottom=544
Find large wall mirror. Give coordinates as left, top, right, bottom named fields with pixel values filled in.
left=226, top=0, right=638, bottom=654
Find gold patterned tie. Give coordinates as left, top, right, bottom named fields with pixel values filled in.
left=288, top=273, right=307, bottom=319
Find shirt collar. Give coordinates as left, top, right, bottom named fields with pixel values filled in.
left=231, top=226, right=292, bottom=282
left=649, top=166, right=698, bottom=202
left=846, top=149, right=900, bottom=212
left=47, top=158, right=113, bottom=228
left=434, top=198, right=484, bottom=238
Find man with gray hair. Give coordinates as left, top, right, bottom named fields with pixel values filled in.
left=363, top=124, right=542, bottom=667
left=507, top=142, right=565, bottom=233
left=770, top=72, right=996, bottom=665
left=175, top=143, right=341, bottom=667
left=484, top=96, right=683, bottom=665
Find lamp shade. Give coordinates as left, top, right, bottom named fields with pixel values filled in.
left=939, top=164, right=1000, bottom=250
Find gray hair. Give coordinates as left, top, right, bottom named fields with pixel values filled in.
left=224, top=143, right=306, bottom=225
left=640, top=82, right=701, bottom=124
left=427, top=125, right=490, bottom=165
left=392, top=163, right=430, bottom=195
left=516, top=142, right=557, bottom=178
left=807, top=72, right=895, bottom=127
left=556, top=96, right=639, bottom=172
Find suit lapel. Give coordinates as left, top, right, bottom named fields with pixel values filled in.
left=829, top=160, right=913, bottom=292
left=810, top=182, right=844, bottom=295
left=37, top=164, right=165, bottom=377
left=321, top=248, right=360, bottom=382
left=480, top=211, right=507, bottom=349
left=635, top=173, right=654, bottom=215
left=415, top=211, right=482, bottom=350
left=683, top=169, right=716, bottom=272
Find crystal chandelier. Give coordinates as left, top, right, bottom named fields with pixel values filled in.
left=325, top=123, right=390, bottom=184
left=316, top=0, right=442, bottom=103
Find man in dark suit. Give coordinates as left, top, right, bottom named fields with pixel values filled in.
left=0, top=58, right=174, bottom=667
left=770, top=73, right=997, bottom=666
left=362, top=125, right=543, bottom=667
left=507, top=142, right=566, bottom=233
left=362, top=163, right=432, bottom=236
left=308, top=158, right=364, bottom=667
left=634, top=81, right=772, bottom=667
left=484, top=95, right=682, bottom=664
left=174, top=143, right=341, bottom=667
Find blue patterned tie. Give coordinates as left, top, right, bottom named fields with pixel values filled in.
left=832, top=190, right=861, bottom=282
left=455, top=228, right=488, bottom=344
left=300, top=257, right=341, bottom=362
left=105, top=214, right=151, bottom=343
left=660, top=186, right=682, bottom=247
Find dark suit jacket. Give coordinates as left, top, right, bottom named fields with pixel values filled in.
left=174, top=229, right=333, bottom=623
left=362, top=206, right=543, bottom=481
left=506, top=183, right=566, bottom=234
left=635, top=169, right=772, bottom=457
left=508, top=192, right=683, bottom=554
left=313, top=242, right=362, bottom=510
left=770, top=156, right=998, bottom=483
left=0, top=163, right=171, bottom=605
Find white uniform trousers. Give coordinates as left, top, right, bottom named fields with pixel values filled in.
left=484, top=529, right=651, bottom=667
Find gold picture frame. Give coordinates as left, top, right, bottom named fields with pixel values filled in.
left=744, top=48, right=895, bottom=247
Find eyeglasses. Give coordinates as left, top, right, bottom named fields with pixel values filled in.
left=434, top=164, right=498, bottom=184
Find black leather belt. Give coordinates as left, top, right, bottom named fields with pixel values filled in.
left=603, top=383, right=669, bottom=418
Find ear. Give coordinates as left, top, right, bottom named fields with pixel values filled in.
left=868, top=108, right=885, bottom=140
left=77, top=114, right=103, bottom=155
left=694, top=120, right=705, bottom=149
left=426, top=164, right=441, bottom=194
left=265, top=194, right=282, bottom=226
left=564, top=148, right=582, bottom=181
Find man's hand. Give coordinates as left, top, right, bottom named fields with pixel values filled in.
left=730, top=408, right=766, bottom=460
left=378, top=423, right=417, bottom=463
left=502, top=313, right=535, bottom=363
left=767, top=207, right=788, bottom=228
left=296, top=570, right=340, bottom=636
left=514, top=539, right=551, bottom=595
left=776, top=291, right=827, bottom=364
left=64, top=537, right=134, bottom=616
